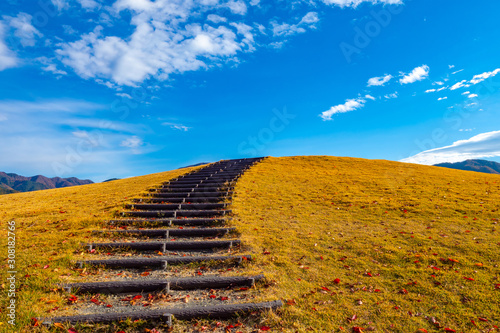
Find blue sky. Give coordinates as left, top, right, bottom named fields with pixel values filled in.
left=1, top=0, right=500, bottom=182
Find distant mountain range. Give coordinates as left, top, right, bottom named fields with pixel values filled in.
left=0, top=172, right=93, bottom=195
left=434, top=159, right=500, bottom=174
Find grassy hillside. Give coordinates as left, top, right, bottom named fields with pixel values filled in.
left=0, top=165, right=203, bottom=332
left=232, top=156, right=500, bottom=332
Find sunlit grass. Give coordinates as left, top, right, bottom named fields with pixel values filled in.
left=232, top=156, right=500, bottom=332
left=0, top=166, right=203, bottom=332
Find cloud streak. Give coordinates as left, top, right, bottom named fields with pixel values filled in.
left=401, top=130, right=500, bottom=165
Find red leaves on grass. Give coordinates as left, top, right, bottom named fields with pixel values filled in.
left=495, top=284, right=500, bottom=289
left=365, top=272, right=373, bottom=277
left=478, top=317, right=489, bottom=322
left=68, top=328, right=79, bottom=333
left=463, top=277, right=475, bottom=281
left=220, top=297, right=229, bottom=301
left=263, top=251, right=271, bottom=255
left=67, top=295, right=78, bottom=304
left=43, top=265, right=50, bottom=269
left=260, top=326, right=271, bottom=331
left=352, top=327, right=364, bottom=333
left=417, top=329, right=428, bottom=333
left=209, top=295, right=216, bottom=299
left=334, top=278, right=341, bottom=284
left=321, top=287, right=331, bottom=292
left=132, top=295, right=142, bottom=300
left=286, top=299, right=296, bottom=306
left=444, top=328, right=456, bottom=332
left=448, top=258, right=459, bottom=263
left=106, top=304, right=112, bottom=308
left=399, top=289, right=408, bottom=294
left=140, top=272, right=150, bottom=276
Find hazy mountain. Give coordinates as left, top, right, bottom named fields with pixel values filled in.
left=0, top=172, right=94, bottom=195
left=434, top=159, right=500, bottom=175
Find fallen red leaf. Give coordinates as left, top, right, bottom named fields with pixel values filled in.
left=417, top=329, right=428, bottom=333
left=334, top=278, right=341, bottom=284
left=321, top=286, right=331, bottom=291
left=463, top=277, right=475, bottom=281
left=260, top=326, right=271, bottom=331
left=478, top=317, right=488, bottom=322
left=352, top=327, right=364, bottom=333
left=106, top=304, right=112, bottom=308
left=68, top=328, right=79, bottom=333
left=132, top=295, right=142, bottom=300
left=444, top=328, right=456, bottom=332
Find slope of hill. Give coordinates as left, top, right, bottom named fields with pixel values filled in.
left=435, top=159, right=500, bottom=174
left=0, top=164, right=206, bottom=332
left=0, top=172, right=94, bottom=194
left=232, top=156, right=500, bottom=332
left=1, top=157, right=499, bottom=332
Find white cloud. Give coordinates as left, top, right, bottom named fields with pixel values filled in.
left=425, top=89, right=436, bottom=93
left=272, top=12, right=319, bottom=37
left=448, top=65, right=455, bottom=69
left=433, top=81, right=444, bottom=86
left=207, top=14, right=227, bottom=24
left=468, top=93, right=478, bottom=98
left=51, top=0, right=68, bottom=10
left=0, top=99, right=104, bottom=113
left=437, top=86, right=447, bottom=92
left=470, top=68, right=500, bottom=85
left=401, top=130, right=500, bottom=165
left=321, top=0, right=403, bottom=7
left=77, top=0, right=101, bottom=10
left=3, top=13, right=42, bottom=47
left=384, top=92, right=398, bottom=99
left=461, top=91, right=470, bottom=95
left=364, top=94, right=376, bottom=100
left=367, top=74, right=392, bottom=87
left=400, top=65, right=430, bottom=84
left=116, top=93, right=132, bottom=99
left=437, top=96, right=447, bottom=101
left=162, top=122, right=190, bottom=131
left=320, top=97, right=366, bottom=121
left=121, top=136, right=143, bottom=148
left=57, top=10, right=255, bottom=86
left=451, top=69, right=464, bottom=75
left=37, top=57, right=67, bottom=75
left=449, top=80, right=468, bottom=90
left=0, top=22, right=18, bottom=71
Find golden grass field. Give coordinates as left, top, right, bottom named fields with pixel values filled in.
left=1, top=156, right=499, bottom=332
left=232, top=156, right=500, bottom=332
left=0, top=166, right=203, bottom=333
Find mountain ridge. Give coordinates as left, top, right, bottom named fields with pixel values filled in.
left=0, top=172, right=94, bottom=194
left=434, top=159, right=500, bottom=174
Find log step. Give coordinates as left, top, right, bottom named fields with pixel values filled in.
left=62, top=274, right=264, bottom=294
left=108, top=218, right=227, bottom=227
left=41, top=300, right=283, bottom=325
left=79, top=255, right=252, bottom=268
left=122, top=210, right=231, bottom=218
left=126, top=203, right=228, bottom=211
left=87, top=239, right=240, bottom=251
left=92, top=228, right=234, bottom=238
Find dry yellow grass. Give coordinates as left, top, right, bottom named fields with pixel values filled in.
left=0, top=166, right=203, bottom=332
left=232, top=156, right=500, bottom=332
left=2, top=156, right=500, bottom=333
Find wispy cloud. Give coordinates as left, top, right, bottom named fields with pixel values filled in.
left=367, top=74, right=393, bottom=87
left=400, top=65, right=430, bottom=84
left=320, top=97, right=367, bottom=121
left=162, top=122, right=191, bottom=131
left=401, top=130, right=500, bottom=165
left=0, top=21, right=18, bottom=71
